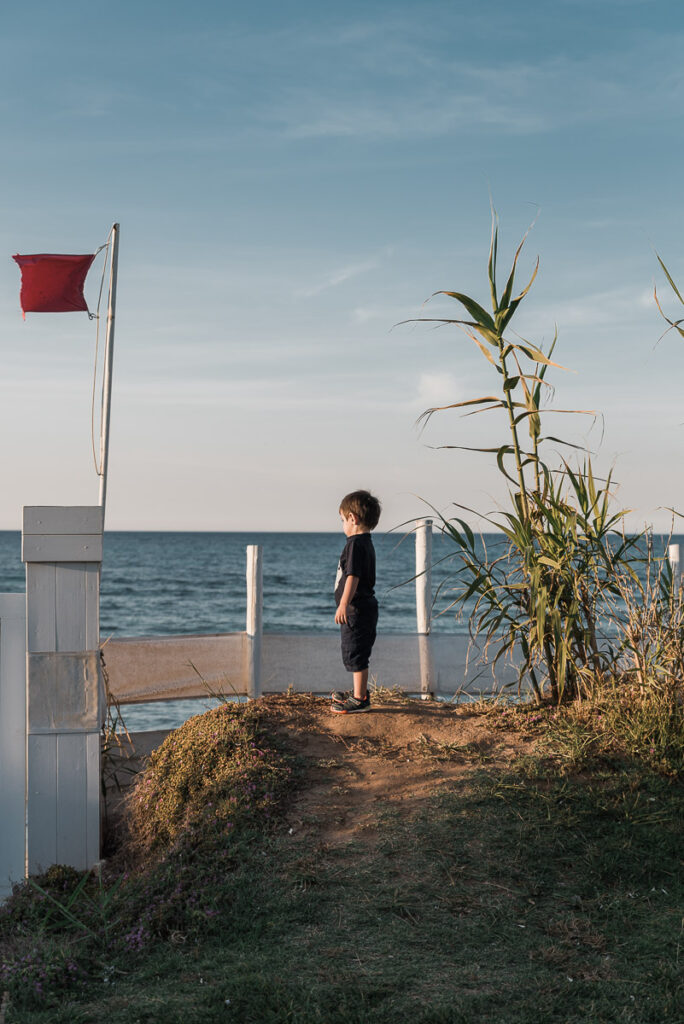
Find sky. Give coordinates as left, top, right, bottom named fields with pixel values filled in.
left=1, top=0, right=684, bottom=532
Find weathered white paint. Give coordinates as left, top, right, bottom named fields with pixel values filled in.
left=415, top=519, right=434, bottom=698
left=24, top=507, right=102, bottom=874
left=23, top=507, right=104, bottom=536
left=417, top=634, right=434, bottom=698
left=27, top=652, right=100, bottom=731
left=0, top=595, right=27, bottom=900
left=415, top=519, right=433, bottom=635
left=245, top=545, right=263, bottom=699
left=22, top=534, right=103, bottom=563
left=668, top=543, right=680, bottom=583
left=25, top=731, right=100, bottom=870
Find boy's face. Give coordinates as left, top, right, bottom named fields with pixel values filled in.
left=340, top=510, right=358, bottom=537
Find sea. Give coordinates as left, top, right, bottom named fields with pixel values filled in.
left=1, top=530, right=680, bottom=731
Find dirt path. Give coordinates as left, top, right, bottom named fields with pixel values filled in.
left=259, top=693, right=534, bottom=847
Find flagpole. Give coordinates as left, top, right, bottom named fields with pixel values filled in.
left=98, top=223, right=120, bottom=514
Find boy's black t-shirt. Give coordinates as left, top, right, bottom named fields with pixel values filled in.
left=334, top=533, right=376, bottom=607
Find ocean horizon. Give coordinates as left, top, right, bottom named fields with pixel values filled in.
left=1, top=528, right=681, bottom=638
left=0, top=528, right=491, bottom=638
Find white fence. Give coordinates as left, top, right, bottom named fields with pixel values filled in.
left=103, top=522, right=521, bottom=704
left=103, top=632, right=518, bottom=703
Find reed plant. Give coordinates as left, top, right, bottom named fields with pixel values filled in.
left=407, top=216, right=641, bottom=703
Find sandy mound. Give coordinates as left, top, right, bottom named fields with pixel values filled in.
left=258, top=693, right=533, bottom=846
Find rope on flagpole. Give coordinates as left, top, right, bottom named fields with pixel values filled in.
left=98, top=224, right=120, bottom=514
left=90, top=227, right=114, bottom=475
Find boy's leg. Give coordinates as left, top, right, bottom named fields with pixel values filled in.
left=353, top=669, right=368, bottom=700
left=336, top=601, right=377, bottom=707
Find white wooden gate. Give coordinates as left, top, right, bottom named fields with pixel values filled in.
left=23, top=507, right=103, bottom=874
left=0, top=595, right=27, bottom=900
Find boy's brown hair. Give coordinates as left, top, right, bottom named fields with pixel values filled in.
left=339, top=490, right=382, bottom=530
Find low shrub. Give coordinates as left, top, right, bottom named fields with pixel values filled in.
left=126, top=700, right=293, bottom=860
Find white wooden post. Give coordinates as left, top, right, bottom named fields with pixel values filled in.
left=415, top=519, right=434, bottom=699
left=0, top=595, right=27, bottom=899
left=668, top=543, right=680, bottom=585
left=246, top=545, right=263, bottom=699
left=23, top=507, right=103, bottom=874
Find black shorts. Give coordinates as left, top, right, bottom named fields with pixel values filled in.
left=340, top=598, right=378, bottom=672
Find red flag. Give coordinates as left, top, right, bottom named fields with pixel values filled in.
left=12, top=252, right=96, bottom=317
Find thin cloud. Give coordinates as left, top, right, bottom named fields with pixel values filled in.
left=264, top=29, right=684, bottom=142
left=518, top=285, right=658, bottom=333
left=295, top=255, right=384, bottom=298
left=412, top=372, right=463, bottom=412
left=276, top=88, right=547, bottom=140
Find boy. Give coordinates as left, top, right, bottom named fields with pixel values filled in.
left=331, top=489, right=381, bottom=714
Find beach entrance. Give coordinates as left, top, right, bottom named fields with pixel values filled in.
left=0, top=511, right=523, bottom=896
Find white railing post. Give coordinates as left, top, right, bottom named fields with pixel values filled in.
left=668, top=543, right=680, bottom=586
left=415, top=519, right=434, bottom=699
left=246, top=545, right=263, bottom=699
left=0, top=595, right=27, bottom=899
left=22, top=507, right=103, bottom=874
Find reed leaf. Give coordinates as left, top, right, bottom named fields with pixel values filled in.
left=497, top=257, right=540, bottom=332
left=488, top=216, right=499, bottom=310
left=435, top=291, right=497, bottom=333
left=514, top=341, right=566, bottom=369
left=655, top=251, right=684, bottom=305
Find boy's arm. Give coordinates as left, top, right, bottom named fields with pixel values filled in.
left=334, top=575, right=359, bottom=624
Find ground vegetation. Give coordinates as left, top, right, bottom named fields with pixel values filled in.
left=0, top=694, right=681, bottom=1023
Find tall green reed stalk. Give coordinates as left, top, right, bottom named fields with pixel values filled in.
left=406, top=216, right=640, bottom=703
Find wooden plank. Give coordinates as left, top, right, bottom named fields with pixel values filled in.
left=56, top=734, right=87, bottom=869
left=23, top=507, right=104, bottom=536
left=84, top=564, right=100, bottom=651
left=26, top=564, right=56, bottom=653
left=245, top=546, right=263, bottom=699
left=246, top=546, right=263, bottom=637
left=415, top=519, right=433, bottom=635
left=0, top=595, right=28, bottom=896
left=22, top=534, right=103, bottom=563
left=55, top=563, right=87, bottom=651
left=417, top=633, right=435, bottom=698
left=85, top=731, right=101, bottom=866
left=27, top=734, right=57, bottom=875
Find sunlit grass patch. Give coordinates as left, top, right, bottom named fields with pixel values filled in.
left=126, top=701, right=293, bottom=860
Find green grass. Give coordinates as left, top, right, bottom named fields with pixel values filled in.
left=3, top=747, right=682, bottom=1023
